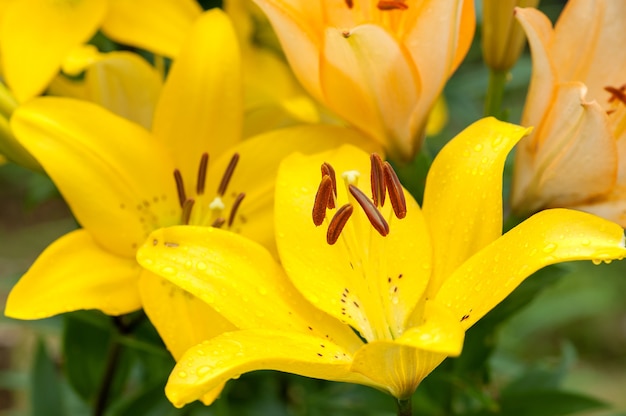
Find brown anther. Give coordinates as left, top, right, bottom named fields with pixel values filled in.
left=377, top=0, right=408, bottom=10
left=173, top=169, right=186, bottom=207
left=212, top=217, right=226, bottom=228
left=196, top=152, right=209, bottom=195
left=348, top=185, right=389, bottom=236
left=321, top=162, right=337, bottom=201
left=228, top=192, right=246, bottom=227
left=342, top=31, right=351, bottom=38
left=370, top=153, right=386, bottom=207
left=182, top=198, right=195, bottom=225
left=313, top=175, right=334, bottom=226
left=218, top=153, right=240, bottom=196
left=327, top=204, right=354, bottom=245
left=345, top=0, right=354, bottom=8
left=606, top=85, right=626, bottom=106
left=383, top=161, right=407, bottom=219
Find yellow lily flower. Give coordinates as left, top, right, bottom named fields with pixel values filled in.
left=4, top=8, right=376, bottom=362
left=511, top=0, right=626, bottom=222
left=136, top=117, right=626, bottom=408
left=251, top=0, right=476, bottom=161
left=0, top=0, right=201, bottom=102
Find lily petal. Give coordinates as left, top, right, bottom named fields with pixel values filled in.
left=138, top=271, right=236, bottom=360
left=422, top=118, right=530, bottom=295
left=5, top=230, right=140, bottom=319
left=11, top=97, right=179, bottom=257
left=165, top=329, right=365, bottom=408
left=0, top=0, right=107, bottom=102
left=152, top=8, right=242, bottom=192
left=320, top=25, right=420, bottom=158
left=137, top=226, right=362, bottom=351
left=101, top=0, right=202, bottom=57
left=512, top=82, right=616, bottom=213
left=275, top=145, right=431, bottom=341
left=436, top=208, right=626, bottom=330
left=350, top=342, right=446, bottom=400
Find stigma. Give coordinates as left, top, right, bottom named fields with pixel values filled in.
left=173, top=152, right=246, bottom=230
left=312, top=153, right=407, bottom=244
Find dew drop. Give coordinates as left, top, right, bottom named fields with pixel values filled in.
left=197, top=366, right=212, bottom=377
left=391, top=297, right=399, bottom=305
left=196, top=262, right=207, bottom=271
left=492, top=136, right=502, bottom=147
left=543, top=243, right=557, bottom=253
left=161, top=266, right=176, bottom=275
left=142, top=258, right=154, bottom=267
left=474, top=143, right=483, bottom=152
left=177, top=371, right=188, bottom=379
left=592, top=259, right=602, bottom=265
left=184, top=260, right=193, bottom=270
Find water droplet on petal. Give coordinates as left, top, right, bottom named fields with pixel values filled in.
left=474, top=143, right=483, bottom=152
left=197, top=366, right=212, bottom=377
left=543, top=243, right=557, bottom=253
left=177, top=371, right=188, bottom=379
left=161, top=266, right=176, bottom=275
left=197, top=262, right=207, bottom=271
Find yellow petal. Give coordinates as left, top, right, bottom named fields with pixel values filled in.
left=425, top=95, right=449, bottom=137
left=82, top=52, right=162, bottom=129
left=152, top=9, right=242, bottom=195
left=512, top=82, right=616, bottom=214
left=5, top=230, right=140, bottom=319
left=101, top=0, right=202, bottom=57
left=203, top=125, right=381, bottom=254
left=138, top=271, right=236, bottom=360
left=137, top=226, right=362, bottom=351
left=400, top=300, right=464, bottom=356
left=350, top=342, right=446, bottom=399
left=436, top=208, right=626, bottom=330
left=11, top=97, right=180, bottom=257
left=0, top=0, right=107, bottom=102
left=275, top=145, right=431, bottom=341
left=166, top=329, right=365, bottom=408
left=422, top=118, right=530, bottom=296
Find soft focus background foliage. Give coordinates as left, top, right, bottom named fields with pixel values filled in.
left=1, top=0, right=625, bottom=415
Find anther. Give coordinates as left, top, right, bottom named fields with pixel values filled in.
left=344, top=0, right=354, bottom=8
left=370, top=153, right=386, bottom=207
left=348, top=185, right=389, bottom=236
left=321, top=162, right=337, bottom=200
left=173, top=169, right=186, bottom=207
left=327, top=204, right=354, bottom=245
left=218, top=153, right=240, bottom=196
left=196, top=153, right=209, bottom=195
left=383, top=162, right=407, bottom=219
left=313, top=175, right=334, bottom=226
left=377, top=0, right=408, bottom=10
left=228, top=192, right=246, bottom=227
left=182, top=198, right=195, bottom=225
left=212, top=217, right=226, bottom=228
left=606, top=86, right=626, bottom=106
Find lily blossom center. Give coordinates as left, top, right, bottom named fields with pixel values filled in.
left=173, top=152, right=246, bottom=230
left=336, top=0, right=411, bottom=36
left=311, top=153, right=409, bottom=341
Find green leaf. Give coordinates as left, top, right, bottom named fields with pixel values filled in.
left=499, top=390, right=608, bottom=416
left=32, top=338, right=65, bottom=416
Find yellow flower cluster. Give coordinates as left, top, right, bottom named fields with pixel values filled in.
left=2, top=0, right=625, bottom=412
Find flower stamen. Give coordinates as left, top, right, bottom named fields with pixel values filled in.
left=344, top=0, right=353, bottom=9
left=321, top=162, right=337, bottom=207
left=349, top=184, right=389, bottom=236
left=182, top=198, right=195, bottom=225
left=173, top=169, right=186, bottom=207
left=370, top=153, right=386, bottom=207
left=382, top=161, right=407, bottom=219
left=228, top=192, right=246, bottom=227
left=218, top=153, right=240, bottom=196
left=212, top=217, right=226, bottom=228
left=327, top=204, right=354, bottom=245
left=196, top=152, right=209, bottom=195
left=313, top=175, right=334, bottom=226
left=377, top=0, right=408, bottom=11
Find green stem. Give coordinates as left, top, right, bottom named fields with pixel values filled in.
left=484, top=69, right=509, bottom=119
left=94, top=341, right=122, bottom=416
left=397, top=398, right=412, bottom=416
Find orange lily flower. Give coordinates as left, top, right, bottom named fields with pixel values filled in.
left=252, top=0, right=475, bottom=161
left=511, top=0, right=626, bottom=224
